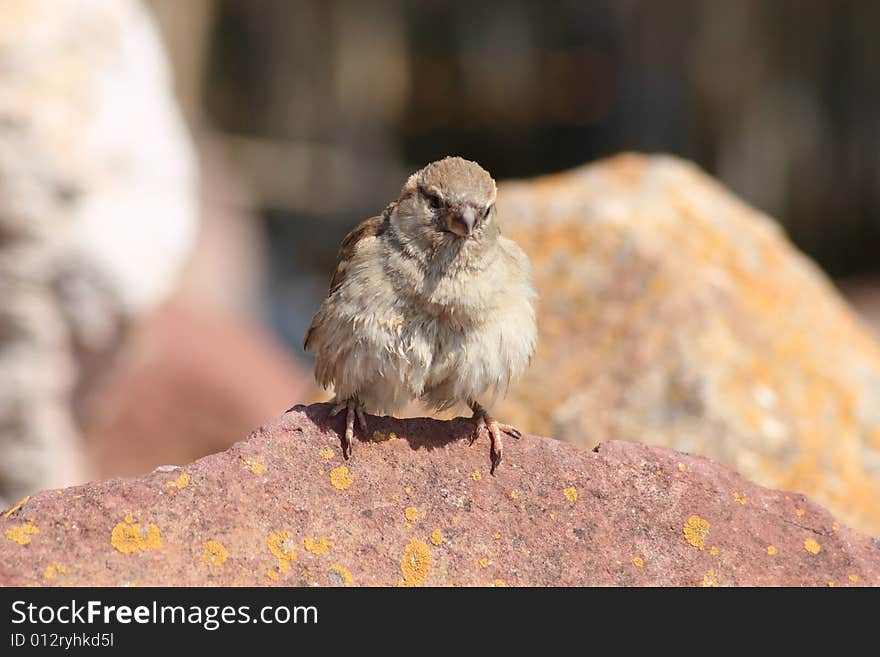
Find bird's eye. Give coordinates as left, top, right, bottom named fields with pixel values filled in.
left=484, top=204, right=493, bottom=219
left=426, top=193, right=441, bottom=210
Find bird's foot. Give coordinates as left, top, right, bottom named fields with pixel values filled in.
left=468, top=402, right=522, bottom=475
left=329, top=398, right=368, bottom=459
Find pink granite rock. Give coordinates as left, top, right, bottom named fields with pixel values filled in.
left=2, top=404, right=877, bottom=586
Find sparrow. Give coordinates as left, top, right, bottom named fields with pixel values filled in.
left=304, top=156, right=537, bottom=473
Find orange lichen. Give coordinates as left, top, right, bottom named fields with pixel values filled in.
left=399, top=539, right=431, bottom=587
left=478, top=557, right=489, bottom=568
left=804, top=538, right=821, bottom=554
left=632, top=557, right=644, bottom=568
left=5, top=522, right=39, bottom=545
left=319, top=447, right=335, bottom=459
left=330, top=466, right=354, bottom=490
left=490, top=579, right=507, bottom=587
left=3, top=495, right=30, bottom=518
left=767, top=545, right=778, bottom=556
left=304, top=536, right=334, bottom=555
left=43, top=562, right=67, bottom=580
left=563, top=487, right=578, bottom=503
left=430, top=529, right=443, bottom=546
left=266, top=570, right=280, bottom=581
left=677, top=463, right=686, bottom=472
left=165, top=473, right=190, bottom=491
left=733, top=492, right=747, bottom=505
left=267, top=530, right=297, bottom=562
left=795, top=508, right=805, bottom=518
left=493, top=532, right=501, bottom=540
left=848, top=574, right=858, bottom=583
left=509, top=491, right=519, bottom=500
left=701, top=570, right=718, bottom=587
left=683, top=515, right=710, bottom=549
left=827, top=581, right=835, bottom=587
left=832, top=522, right=840, bottom=531
left=471, top=470, right=482, bottom=481
left=110, top=517, right=162, bottom=554
left=242, top=457, right=267, bottom=474
left=549, top=513, right=556, bottom=520
left=202, top=540, right=228, bottom=566
left=329, top=564, right=353, bottom=586
left=709, top=546, right=720, bottom=557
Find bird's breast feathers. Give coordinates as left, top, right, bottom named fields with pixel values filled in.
left=309, top=229, right=536, bottom=412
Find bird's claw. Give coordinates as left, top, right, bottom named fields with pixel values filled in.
left=328, top=398, right=368, bottom=459
left=469, top=403, right=521, bottom=475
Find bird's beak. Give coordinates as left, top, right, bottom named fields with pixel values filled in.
left=447, top=206, right=476, bottom=237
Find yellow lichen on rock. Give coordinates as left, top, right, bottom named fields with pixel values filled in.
left=329, top=465, right=354, bottom=490
left=165, top=473, right=189, bottom=491
left=242, top=457, right=267, bottom=474
left=304, top=536, right=334, bottom=555
left=399, top=539, right=431, bottom=587
left=5, top=522, right=39, bottom=546
left=767, top=545, right=778, bottom=556
left=329, top=564, right=353, bottom=586
left=110, top=517, right=162, bottom=554
left=471, top=470, right=482, bottom=481
left=319, top=447, right=335, bottom=459
left=701, top=569, right=718, bottom=587
left=632, top=556, right=644, bottom=568
left=43, top=562, right=67, bottom=580
left=733, top=491, right=747, bottom=505
left=404, top=507, right=425, bottom=522
left=430, top=529, right=443, bottom=546
left=202, top=540, right=228, bottom=566
left=804, top=538, right=821, bottom=555
left=563, top=486, right=578, bottom=502
left=683, top=515, right=710, bottom=549
left=267, top=530, right=297, bottom=563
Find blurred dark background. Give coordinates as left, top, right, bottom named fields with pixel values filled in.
left=152, top=0, right=880, bottom=350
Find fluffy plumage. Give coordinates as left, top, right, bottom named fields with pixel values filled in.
left=304, top=156, right=537, bottom=471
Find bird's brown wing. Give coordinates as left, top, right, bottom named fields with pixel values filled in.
left=328, top=213, right=387, bottom=296
left=303, top=210, right=389, bottom=350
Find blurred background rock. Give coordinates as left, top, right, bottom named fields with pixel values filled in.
left=1, top=0, right=879, bottom=530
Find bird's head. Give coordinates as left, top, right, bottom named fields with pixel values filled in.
left=391, top=156, right=499, bottom=253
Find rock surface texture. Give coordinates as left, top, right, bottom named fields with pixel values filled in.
left=2, top=405, right=877, bottom=587
left=496, top=154, right=880, bottom=535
